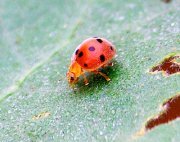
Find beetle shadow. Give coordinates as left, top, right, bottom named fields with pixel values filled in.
left=70, top=60, right=129, bottom=97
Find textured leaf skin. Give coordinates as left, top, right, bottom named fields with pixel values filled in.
left=0, top=0, right=179, bottom=142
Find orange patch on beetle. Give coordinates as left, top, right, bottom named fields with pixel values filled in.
left=67, top=37, right=116, bottom=85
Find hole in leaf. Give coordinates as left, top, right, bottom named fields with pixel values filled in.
left=149, top=53, right=180, bottom=76
left=146, top=94, right=180, bottom=130
left=136, top=94, right=180, bottom=137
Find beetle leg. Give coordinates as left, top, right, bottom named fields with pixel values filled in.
left=82, top=73, right=89, bottom=85
left=93, top=70, right=110, bottom=81
left=102, top=62, right=114, bottom=68
left=108, top=62, right=114, bottom=67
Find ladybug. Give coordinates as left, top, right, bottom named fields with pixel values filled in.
left=67, top=37, right=116, bottom=85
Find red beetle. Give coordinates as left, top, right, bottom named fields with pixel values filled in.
left=67, top=37, right=116, bottom=85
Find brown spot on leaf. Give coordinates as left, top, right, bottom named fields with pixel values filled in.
left=149, top=53, right=180, bottom=76
left=146, top=94, right=180, bottom=130
left=162, top=0, right=172, bottom=3
left=32, top=111, right=50, bottom=120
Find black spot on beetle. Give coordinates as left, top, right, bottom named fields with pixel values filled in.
left=110, top=46, right=113, bottom=51
left=78, top=51, right=83, bottom=57
left=100, top=54, right=105, bottom=62
left=70, top=77, right=74, bottom=81
left=96, top=38, right=103, bottom=43
left=89, top=46, right=95, bottom=51
left=84, top=63, right=88, bottom=67
left=75, top=49, right=79, bottom=55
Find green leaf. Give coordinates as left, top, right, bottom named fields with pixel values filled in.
left=0, top=0, right=179, bottom=141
